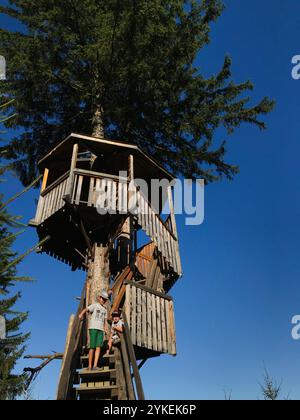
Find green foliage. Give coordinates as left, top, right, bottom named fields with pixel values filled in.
left=0, top=0, right=274, bottom=185
left=0, top=102, right=29, bottom=400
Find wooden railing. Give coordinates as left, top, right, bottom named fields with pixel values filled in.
left=124, top=282, right=176, bottom=356
left=72, top=169, right=128, bottom=211
left=32, top=168, right=182, bottom=276
left=34, top=171, right=70, bottom=225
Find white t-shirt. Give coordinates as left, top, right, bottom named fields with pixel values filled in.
left=88, top=303, right=107, bottom=331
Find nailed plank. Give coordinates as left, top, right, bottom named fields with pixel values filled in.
left=75, top=175, right=83, bottom=205
left=165, top=299, right=172, bottom=354
left=136, top=287, right=142, bottom=347
left=106, top=179, right=112, bottom=212
left=169, top=300, right=177, bottom=355
left=156, top=296, right=162, bottom=353
left=141, top=290, right=147, bottom=348
left=147, top=291, right=153, bottom=351
left=88, top=177, right=95, bottom=207
left=111, top=180, right=117, bottom=213
left=151, top=293, right=157, bottom=352
left=131, top=285, right=137, bottom=346
left=161, top=298, right=167, bottom=353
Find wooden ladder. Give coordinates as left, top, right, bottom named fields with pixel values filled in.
left=75, top=353, right=119, bottom=400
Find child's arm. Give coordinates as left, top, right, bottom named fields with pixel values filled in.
left=104, top=318, right=109, bottom=335
left=113, top=323, right=124, bottom=334
left=79, top=308, right=89, bottom=320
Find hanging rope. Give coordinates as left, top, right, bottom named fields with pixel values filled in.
left=0, top=235, right=50, bottom=275
left=0, top=174, right=43, bottom=211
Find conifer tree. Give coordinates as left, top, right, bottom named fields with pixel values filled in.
left=0, top=0, right=274, bottom=186
left=0, top=100, right=29, bottom=400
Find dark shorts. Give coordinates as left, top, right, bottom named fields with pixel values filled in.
left=89, top=329, right=104, bottom=349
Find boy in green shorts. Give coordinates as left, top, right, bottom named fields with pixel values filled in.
left=79, top=290, right=108, bottom=371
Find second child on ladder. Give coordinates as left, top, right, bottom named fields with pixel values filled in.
left=79, top=290, right=109, bottom=371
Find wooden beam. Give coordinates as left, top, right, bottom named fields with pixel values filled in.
left=65, top=143, right=78, bottom=198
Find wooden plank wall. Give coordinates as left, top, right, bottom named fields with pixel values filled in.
left=39, top=176, right=69, bottom=224
left=124, top=283, right=176, bottom=356
left=36, top=170, right=182, bottom=277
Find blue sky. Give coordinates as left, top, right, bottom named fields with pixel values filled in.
left=1, top=0, right=300, bottom=400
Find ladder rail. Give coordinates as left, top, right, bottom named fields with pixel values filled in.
left=121, top=310, right=145, bottom=400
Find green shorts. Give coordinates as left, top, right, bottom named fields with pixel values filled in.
left=89, top=329, right=104, bottom=349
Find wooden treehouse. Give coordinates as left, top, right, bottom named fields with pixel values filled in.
left=29, top=133, right=182, bottom=400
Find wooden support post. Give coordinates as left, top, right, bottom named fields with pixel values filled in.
left=117, top=154, right=134, bottom=270
left=41, top=168, right=49, bottom=193
left=65, top=143, right=78, bottom=201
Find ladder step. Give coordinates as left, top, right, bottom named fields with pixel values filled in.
left=76, top=384, right=119, bottom=393
left=79, top=368, right=116, bottom=378
left=80, top=354, right=115, bottom=361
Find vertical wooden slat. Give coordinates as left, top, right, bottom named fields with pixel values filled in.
left=147, top=292, right=153, bottom=351
left=169, top=300, right=177, bottom=355
left=111, top=180, right=117, bottom=214
left=151, top=210, right=157, bottom=245
left=151, top=293, right=157, bottom=352
left=144, top=198, right=150, bottom=236
left=40, top=195, right=46, bottom=222
left=137, top=192, right=142, bottom=226
left=141, top=290, right=147, bottom=348
left=94, top=178, right=100, bottom=206
left=55, top=182, right=63, bottom=212
left=71, top=174, right=78, bottom=203
left=165, top=299, right=172, bottom=354
left=106, top=179, right=112, bottom=212
left=35, top=195, right=45, bottom=224
left=75, top=175, right=83, bottom=205
left=169, top=235, right=177, bottom=273
left=125, top=285, right=131, bottom=329
left=131, top=286, right=137, bottom=346
left=161, top=298, right=167, bottom=353
left=45, top=191, right=52, bottom=220
left=119, top=181, right=127, bottom=213
left=155, top=216, right=161, bottom=254
left=88, top=177, right=95, bottom=207
left=136, top=288, right=142, bottom=347
left=156, top=296, right=162, bottom=352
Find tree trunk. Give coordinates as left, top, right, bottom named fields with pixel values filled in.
left=92, top=104, right=105, bottom=138
left=87, top=243, right=110, bottom=306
